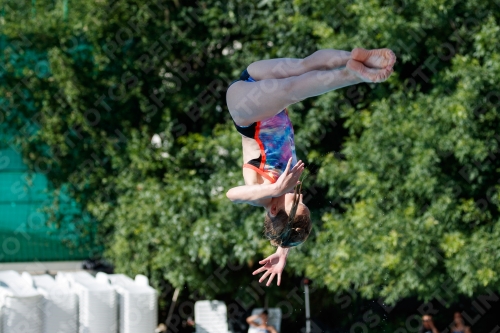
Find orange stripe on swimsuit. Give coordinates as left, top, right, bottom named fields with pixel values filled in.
left=232, top=70, right=298, bottom=183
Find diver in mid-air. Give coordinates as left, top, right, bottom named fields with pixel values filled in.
left=226, top=48, right=396, bottom=286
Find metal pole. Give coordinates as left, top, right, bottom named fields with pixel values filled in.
left=165, top=287, right=181, bottom=332
left=304, top=283, right=311, bottom=333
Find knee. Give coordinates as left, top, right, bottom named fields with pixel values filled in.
left=301, top=55, right=315, bottom=71
left=303, top=51, right=327, bottom=71
left=247, top=62, right=259, bottom=78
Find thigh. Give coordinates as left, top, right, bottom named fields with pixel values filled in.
left=226, top=68, right=359, bottom=126
left=247, top=58, right=309, bottom=80
left=226, top=78, right=296, bottom=126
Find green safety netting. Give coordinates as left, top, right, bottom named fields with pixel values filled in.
left=1, top=33, right=100, bottom=262
left=0, top=147, right=99, bottom=262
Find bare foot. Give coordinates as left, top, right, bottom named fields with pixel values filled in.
left=346, top=59, right=393, bottom=83
left=351, top=48, right=396, bottom=69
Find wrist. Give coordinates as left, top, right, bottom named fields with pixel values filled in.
left=269, top=183, right=282, bottom=196
left=277, top=246, right=290, bottom=256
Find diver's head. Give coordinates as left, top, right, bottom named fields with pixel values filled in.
left=264, top=188, right=311, bottom=247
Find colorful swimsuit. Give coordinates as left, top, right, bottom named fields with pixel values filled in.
left=230, top=69, right=298, bottom=183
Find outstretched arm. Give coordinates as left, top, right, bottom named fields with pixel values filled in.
left=226, top=183, right=277, bottom=206
left=252, top=246, right=290, bottom=286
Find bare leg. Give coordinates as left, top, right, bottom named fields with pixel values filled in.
left=227, top=48, right=396, bottom=125
left=227, top=67, right=363, bottom=126
left=247, top=49, right=352, bottom=80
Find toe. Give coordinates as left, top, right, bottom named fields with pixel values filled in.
left=388, top=50, right=397, bottom=66
left=345, top=59, right=357, bottom=71
left=351, top=48, right=367, bottom=61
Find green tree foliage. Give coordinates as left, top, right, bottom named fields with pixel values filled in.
left=1, top=0, right=500, bottom=305
left=288, top=0, right=500, bottom=303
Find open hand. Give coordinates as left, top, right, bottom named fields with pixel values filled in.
left=252, top=247, right=289, bottom=286
left=273, top=158, right=304, bottom=197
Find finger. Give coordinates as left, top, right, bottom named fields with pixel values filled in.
left=277, top=273, right=282, bottom=286
left=252, top=266, right=268, bottom=275
left=266, top=273, right=276, bottom=286
left=291, top=160, right=302, bottom=172
left=291, top=160, right=304, bottom=172
left=292, top=168, right=304, bottom=180
left=258, top=255, right=272, bottom=264
left=284, top=157, right=292, bottom=174
left=259, top=270, right=272, bottom=283
left=293, top=164, right=305, bottom=176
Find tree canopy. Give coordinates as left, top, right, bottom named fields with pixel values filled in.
left=1, top=0, right=499, bottom=311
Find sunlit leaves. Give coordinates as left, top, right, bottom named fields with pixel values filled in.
left=3, top=0, right=500, bottom=306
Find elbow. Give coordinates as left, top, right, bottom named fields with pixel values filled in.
left=226, top=189, right=236, bottom=202
left=226, top=188, right=245, bottom=203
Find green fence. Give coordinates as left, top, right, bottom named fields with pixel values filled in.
left=0, top=146, right=98, bottom=262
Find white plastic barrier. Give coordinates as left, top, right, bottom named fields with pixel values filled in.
left=0, top=270, right=43, bottom=333
left=96, top=272, right=158, bottom=333
left=57, top=271, right=117, bottom=333
left=194, top=300, right=231, bottom=333
left=134, top=274, right=150, bottom=287
left=22, top=273, right=78, bottom=333
left=248, top=308, right=282, bottom=333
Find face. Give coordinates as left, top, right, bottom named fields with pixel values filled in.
left=454, top=312, right=462, bottom=325
left=260, top=313, right=268, bottom=323
left=268, top=193, right=309, bottom=217
left=422, top=315, right=432, bottom=328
